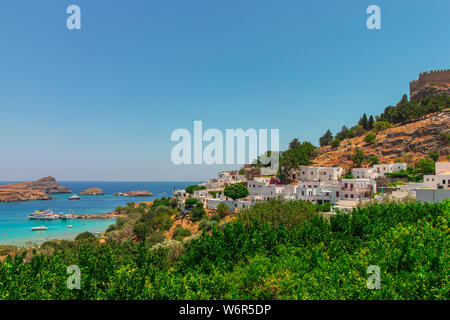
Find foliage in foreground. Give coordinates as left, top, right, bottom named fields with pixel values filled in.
left=0, top=200, right=448, bottom=300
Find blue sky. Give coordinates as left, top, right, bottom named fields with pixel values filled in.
left=0, top=0, right=449, bottom=181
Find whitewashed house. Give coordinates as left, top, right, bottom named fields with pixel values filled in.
left=291, top=166, right=343, bottom=182
left=340, top=178, right=376, bottom=201
left=373, top=163, right=407, bottom=176
left=296, top=181, right=340, bottom=204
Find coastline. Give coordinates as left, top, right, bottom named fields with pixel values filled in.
left=0, top=181, right=199, bottom=247
left=0, top=218, right=116, bottom=247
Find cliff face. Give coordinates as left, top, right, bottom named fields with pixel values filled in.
left=312, top=109, right=449, bottom=169
left=0, top=176, right=70, bottom=202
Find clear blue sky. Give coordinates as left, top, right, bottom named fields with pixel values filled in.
left=0, top=0, right=449, bottom=181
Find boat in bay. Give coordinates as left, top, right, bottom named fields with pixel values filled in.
left=31, top=226, right=48, bottom=231
left=68, top=194, right=81, bottom=200
left=28, top=209, right=60, bottom=220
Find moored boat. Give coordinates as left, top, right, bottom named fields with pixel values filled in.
left=28, top=209, right=60, bottom=220
left=31, top=226, right=48, bottom=231
left=68, top=194, right=81, bottom=200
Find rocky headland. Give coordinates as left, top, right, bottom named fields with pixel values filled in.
left=0, top=176, right=70, bottom=202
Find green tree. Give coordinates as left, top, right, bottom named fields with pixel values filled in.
left=191, top=206, right=206, bottom=222
left=364, top=133, right=377, bottom=145
left=288, top=138, right=301, bottom=150
left=216, top=202, right=229, bottom=219
left=373, top=121, right=392, bottom=133
left=414, top=158, right=435, bottom=176
left=427, top=149, right=440, bottom=162
left=224, top=184, right=249, bottom=200
left=319, top=130, right=333, bottom=147
left=74, top=232, right=96, bottom=241
left=330, top=138, right=341, bottom=148
left=336, top=125, right=349, bottom=141
left=185, top=198, right=199, bottom=210
left=348, top=125, right=366, bottom=138
left=359, top=113, right=369, bottom=130
left=351, top=148, right=365, bottom=167
left=172, top=226, right=192, bottom=241
left=368, top=115, right=375, bottom=130
left=185, top=185, right=205, bottom=194
left=368, top=155, right=380, bottom=165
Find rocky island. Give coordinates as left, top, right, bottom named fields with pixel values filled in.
left=79, top=187, right=104, bottom=195
left=0, top=176, right=71, bottom=202
left=113, top=190, right=154, bottom=197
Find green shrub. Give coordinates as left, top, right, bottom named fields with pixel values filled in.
left=330, top=138, right=341, bottom=148
left=172, top=226, right=192, bottom=241
left=364, top=133, right=377, bottom=144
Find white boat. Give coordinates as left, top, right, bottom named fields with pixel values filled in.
left=67, top=225, right=73, bottom=228
left=31, top=226, right=48, bottom=231
left=68, top=194, right=81, bottom=200
left=28, top=209, right=60, bottom=220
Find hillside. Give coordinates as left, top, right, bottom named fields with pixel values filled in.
left=312, top=109, right=449, bottom=169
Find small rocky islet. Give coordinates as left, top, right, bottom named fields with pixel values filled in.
left=79, top=187, right=104, bottom=195
left=113, top=190, right=154, bottom=197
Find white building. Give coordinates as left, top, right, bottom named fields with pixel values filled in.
left=339, top=178, right=376, bottom=201
left=373, top=163, right=407, bottom=176
left=296, top=181, right=339, bottom=204
left=352, top=168, right=377, bottom=179
left=291, top=166, right=343, bottom=182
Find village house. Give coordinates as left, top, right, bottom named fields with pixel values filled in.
left=339, top=178, right=376, bottom=201
left=296, top=181, right=339, bottom=204
left=352, top=163, right=408, bottom=179
left=372, top=163, right=408, bottom=176
left=291, top=166, right=343, bottom=182
left=415, top=162, right=450, bottom=203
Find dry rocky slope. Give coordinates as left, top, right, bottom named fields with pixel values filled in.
left=0, top=176, right=70, bottom=202
left=312, top=109, right=449, bottom=170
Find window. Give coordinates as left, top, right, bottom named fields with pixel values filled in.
left=336, top=191, right=339, bottom=197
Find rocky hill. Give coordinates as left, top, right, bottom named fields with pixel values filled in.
left=0, top=176, right=70, bottom=202
left=311, top=109, right=449, bottom=169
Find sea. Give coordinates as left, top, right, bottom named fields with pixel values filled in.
left=0, top=181, right=198, bottom=247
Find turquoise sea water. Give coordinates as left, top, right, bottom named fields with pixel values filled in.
left=0, top=181, right=198, bottom=246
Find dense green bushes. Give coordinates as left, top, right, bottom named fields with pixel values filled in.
left=0, top=200, right=448, bottom=300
